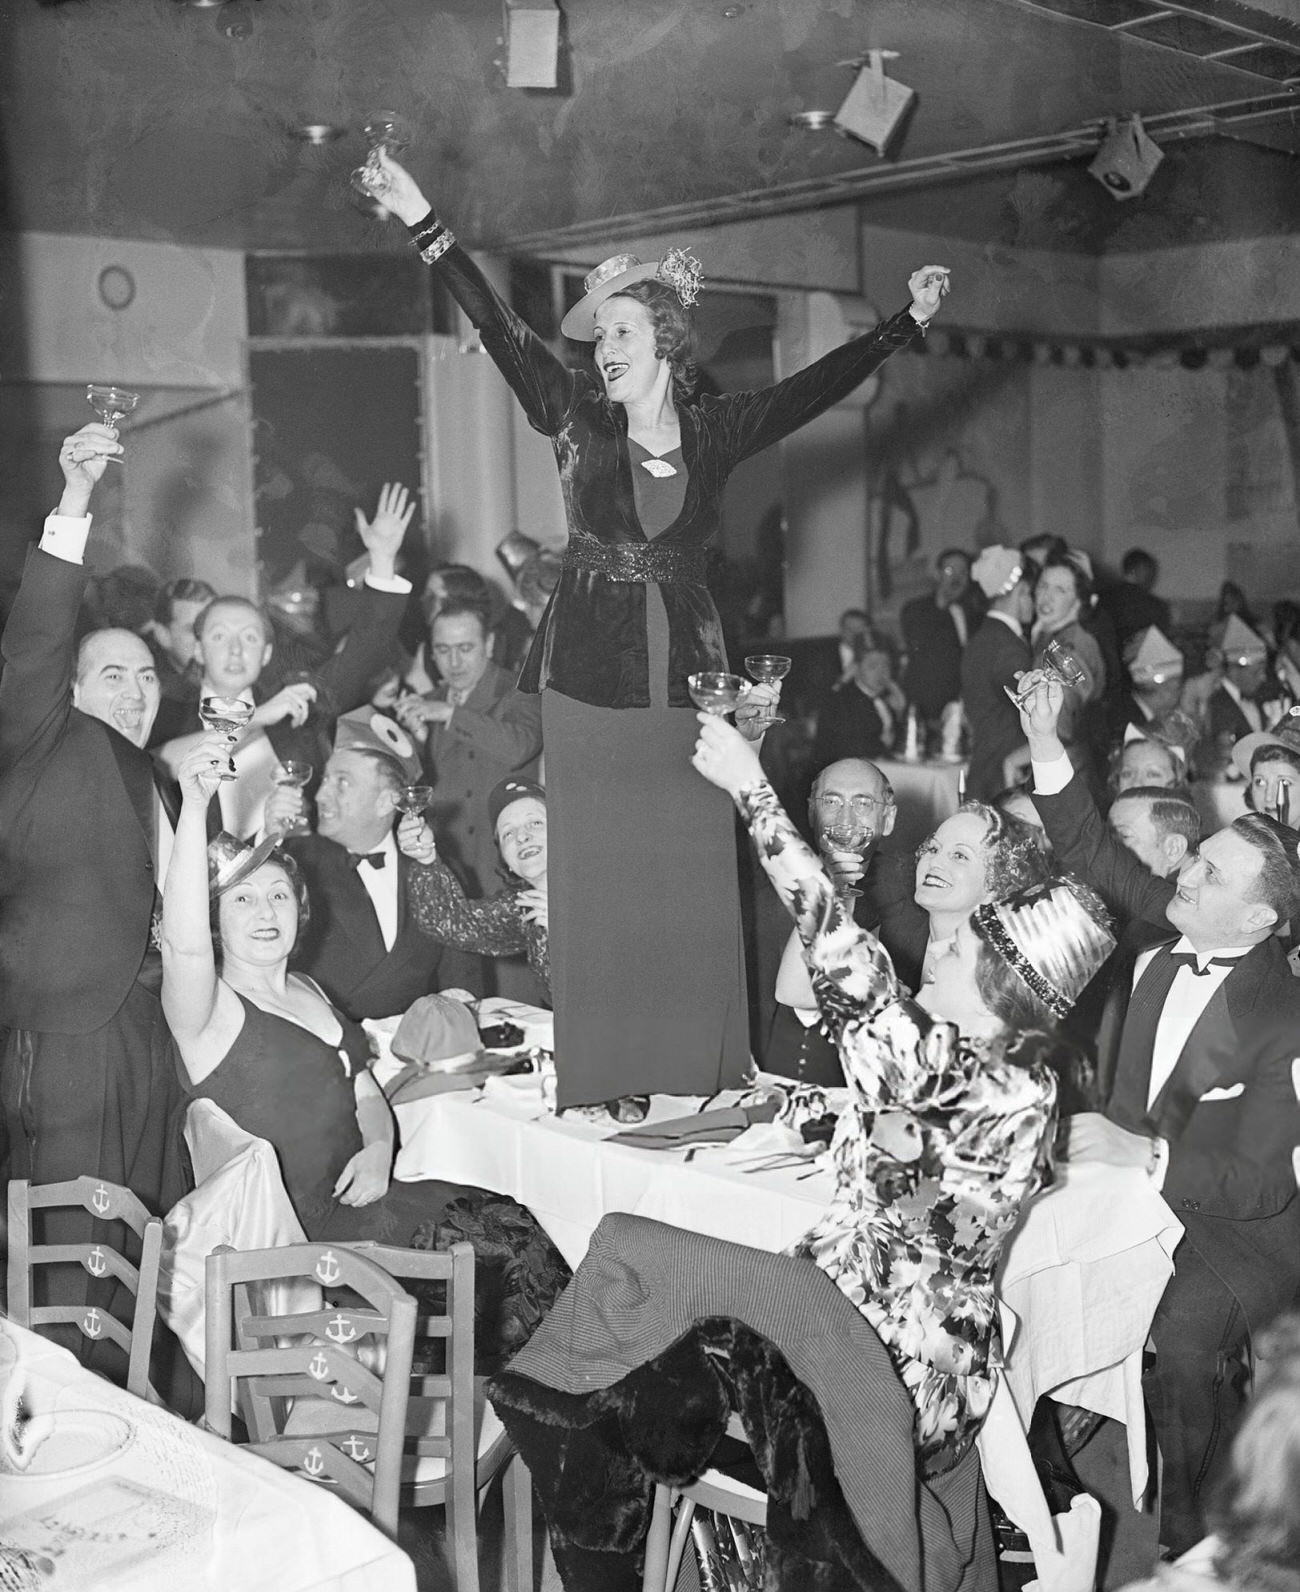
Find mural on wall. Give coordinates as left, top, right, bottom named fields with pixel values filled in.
left=864, top=355, right=1025, bottom=625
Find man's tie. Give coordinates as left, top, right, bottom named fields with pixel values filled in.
left=348, top=851, right=386, bottom=871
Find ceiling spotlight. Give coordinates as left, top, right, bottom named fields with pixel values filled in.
left=175, top=0, right=235, bottom=8
left=291, top=123, right=347, bottom=146
left=1089, top=115, right=1163, bottom=201
left=832, top=51, right=914, bottom=156
left=788, top=110, right=836, bottom=131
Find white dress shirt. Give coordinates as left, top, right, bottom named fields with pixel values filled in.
left=352, top=830, right=400, bottom=952
left=1131, top=937, right=1250, bottom=1106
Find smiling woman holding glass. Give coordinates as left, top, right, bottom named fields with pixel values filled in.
left=363, top=148, right=950, bottom=1109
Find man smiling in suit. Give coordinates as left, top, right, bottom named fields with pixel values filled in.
left=1021, top=668, right=1300, bottom=1557
left=277, top=707, right=444, bottom=1022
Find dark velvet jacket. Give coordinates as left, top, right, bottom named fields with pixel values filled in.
left=427, top=242, right=924, bottom=708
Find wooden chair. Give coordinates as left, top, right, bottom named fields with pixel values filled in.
left=641, top=1412, right=767, bottom=1592
left=204, top=1242, right=417, bottom=1537
left=350, top=1239, right=534, bottom=1592
left=6, top=1176, right=164, bottom=1401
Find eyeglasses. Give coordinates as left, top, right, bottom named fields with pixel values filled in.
left=814, top=793, right=886, bottom=816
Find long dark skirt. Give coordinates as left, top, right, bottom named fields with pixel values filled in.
left=543, top=688, right=750, bottom=1108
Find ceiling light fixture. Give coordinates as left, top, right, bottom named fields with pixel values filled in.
left=1088, top=114, right=1164, bottom=200
left=832, top=51, right=914, bottom=156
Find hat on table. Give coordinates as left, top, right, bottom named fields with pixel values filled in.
left=1211, top=614, right=1267, bottom=666
left=975, top=878, right=1115, bottom=1023
left=971, top=546, right=1024, bottom=600
left=488, top=776, right=546, bottom=833
left=1125, top=625, right=1184, bottom=686
left=1231, top=713, right=1300, bottom=780
left=560, top=248, right=704, bottom=341
left=391, top=994, right=483, bottom=1072
left=334, top=707, right=423, bottom=784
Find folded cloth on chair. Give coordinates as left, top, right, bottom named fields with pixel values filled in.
left=604, top=1101, right=780, bottom=1148
left=489, top=1212, right=995, bottom=1592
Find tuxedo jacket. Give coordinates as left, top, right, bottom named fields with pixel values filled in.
left=422, top=661, right=543, bottom=897
left=0, top=548, right=160, bottom=1033
left=900, top=592, right=982, bottom=722
left=960, top=615, right=1030, bottom=803
left=286, top=833, right=443, bottom=1022
left=151, top=582, right=408, bottom=769
left=1033, top=772, right=1300, bottom=1275
left=810, top=684, right=897, bottom=769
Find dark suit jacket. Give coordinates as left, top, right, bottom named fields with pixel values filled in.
left=0, top=548, right=159, bottom=1033
left=810, top=683, right=897, bottom=769
left=900, top=592, right=982, bottom=722
left=150, top=582, right=409, bottom=770
left=1032, top=770, right=1300, bottom=1293
left=960, top=615, right=1030, bottom=802
left=1203, top=684, right=1256, bottom=752
left=423, top=661, right=543, bottom=896
left=287, top=832, right=443, bottom=1022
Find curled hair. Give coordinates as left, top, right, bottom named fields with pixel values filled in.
left=1231, top=812, right=1300, bottom=925
left=1249, top=743, right=1300, bottom=785
left=1209, top=1311, right=1300, bottom=1592
left=616, top=279, right=698, bottom=403
left=955, top=799, right=1052, bottom=901
left=421, top=563, right=492, bottom=625
left=210, top=848, right=311, bottom=957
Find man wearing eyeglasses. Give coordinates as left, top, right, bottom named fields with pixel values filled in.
left=764, top=758, right=924, bottom=1084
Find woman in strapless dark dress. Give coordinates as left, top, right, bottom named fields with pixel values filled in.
left=160, top=730, right=461, bottom=1242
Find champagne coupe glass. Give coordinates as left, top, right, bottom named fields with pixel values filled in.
left=1040, top=637, right=1087, bottom=691
left=198, top=695, right=254, bottom=780
left=351, top=109, right=412, bottom=202
left=688, top=672, right=745, bottom=718
left=396, top=783, right=434, bottom=817
left=272, top=760, right=312, bottom=836
left=823, top=816, right=872, bottom=903
left=744, top=654, right=792, bottom=729
left=85, top=385, right=140, bottom=463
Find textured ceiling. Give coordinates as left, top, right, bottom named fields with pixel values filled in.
left=0, top=0, right=1297, bottom=257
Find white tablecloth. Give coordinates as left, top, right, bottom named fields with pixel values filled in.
left=875, top=757, right=964, bottom=852
left=394, top=1077, right=1181, bottom=1558
left=0, top=1320, right=416, bottom=1592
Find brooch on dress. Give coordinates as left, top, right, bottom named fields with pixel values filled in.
left=639, top=457, right=677, bottom=478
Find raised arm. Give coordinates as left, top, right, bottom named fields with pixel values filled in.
left=405, top=853, right=530, bottom=959
left=1020, top=671, right=1173, bottom=928
left=716, top=267, right=948, bottom=467
left=0, top=424, right=120, bottom=772
left=372, top=151, right=579, bottom=436
left=160, top=734, right=245, bottom=1082
left=692, top=716, right=903, bottom=1039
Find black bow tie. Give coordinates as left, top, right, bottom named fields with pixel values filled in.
left=1167, top=950, right=1239, bottom=978
left=348, top=851, right=386, bottom=871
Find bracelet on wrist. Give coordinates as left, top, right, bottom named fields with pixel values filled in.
left=418, top=229, right=455, bottom=265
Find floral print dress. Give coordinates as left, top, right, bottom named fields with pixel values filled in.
left=738, top=781, right=1057, bottom=1468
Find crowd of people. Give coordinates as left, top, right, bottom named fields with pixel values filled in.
left=3, top=162, right=1300, bottom=1589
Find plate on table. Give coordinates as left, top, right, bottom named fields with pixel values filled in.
left=1, top=1409, right=134, bottom=1485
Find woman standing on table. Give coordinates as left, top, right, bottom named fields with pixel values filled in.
left=368, top=149, right=951, bottom=1110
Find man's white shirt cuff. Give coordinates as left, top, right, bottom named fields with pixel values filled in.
left=1031, top=750, right=1074, bottom=796
left=40, top=513, right=93, bottom=565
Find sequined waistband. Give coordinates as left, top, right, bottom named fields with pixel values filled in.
left=563, top=536, right=708, bottom=584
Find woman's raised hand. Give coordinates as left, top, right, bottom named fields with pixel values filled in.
left=907, top=266, right=951, bottom=323
left=372, top=149, right=433, bottom=227
left=692, top=712, right=765, bottom=798
left=178, top=731, right=233, bottom=806
left=396, top=812, right=436, bottom=865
